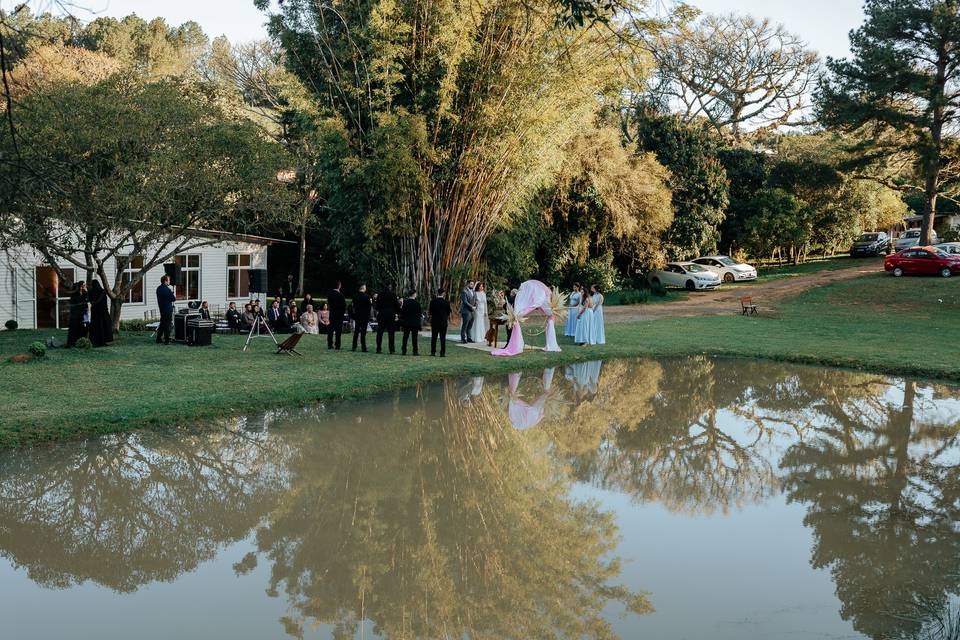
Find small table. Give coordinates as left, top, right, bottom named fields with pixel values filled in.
left=487, top=317, right=508, bottom=347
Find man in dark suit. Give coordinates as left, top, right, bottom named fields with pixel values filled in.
left=199, top=300, right=212, bottom=320
left=459, top=280, right=476, bottom=343
left=399, top=290, right=422, bottom=356
left=429, top=288, right=452, bottom=357
left=327, top=280, right=347, bottom=350
left=352, top=284, right=372, bottom=352
left=155, top=275, right=176, bottom=345
left=267, top=300, right=282, bottom=329
left=225, top=301, right=241, bottom=333
left=375, top=283, right=399, bottom=354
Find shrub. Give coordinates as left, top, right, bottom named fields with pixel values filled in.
left=75, top=337, right=93, bottom=350
left=650, top=281, right=668, bottom=297
left=4, top=319, right=16, bottom=331
left=119, top=319, right=148, bottom=332
left=28, top=341, right=46, bottom=357
left=605, top=288, right=650, bottom=306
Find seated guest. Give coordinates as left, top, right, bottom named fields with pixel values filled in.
left=226, top=302, right=241, bottom=333
left=280, top=304, right=296, bottom=333
left=242, top=303, right=256, bottom=330
left=199, top=300, right=212, bottom=320
left=300, top=293, right=314, bottom=315
left=268, top=300, right=283, bottom=330
left=318, top=302, right=331, bottom=334
left=301, top=304, right=319, bottom=334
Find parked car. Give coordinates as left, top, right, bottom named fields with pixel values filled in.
left=691, top=255, right=758, bottom=283
left=895, top=228, right=939, bottom=251
left=884, top=246, right=960, bottom=277
left=649, top=262, right=722, bottom=291
left=935, top=242, right=960, bottom=255
left=849, top=232, right=891, bottom=257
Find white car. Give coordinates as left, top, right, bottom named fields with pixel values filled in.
left=896, top=228, right=939, bottom=251
left=935, top=242, right=960, bottom=255
left=692, top=255, right=758, bottom=283
left=648, top=262, right=722, bottom=291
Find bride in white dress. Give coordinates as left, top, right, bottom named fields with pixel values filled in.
left=470, top=282, right=489, bottom=343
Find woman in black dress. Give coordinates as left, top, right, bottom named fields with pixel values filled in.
left=88, top=280, right=113, bottom=347
left=66, top=281, right=88, bottom=347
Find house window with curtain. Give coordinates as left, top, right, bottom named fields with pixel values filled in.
left=174, top=254, right=201, bottom=301
left=227, top=254, right=251, bottom=299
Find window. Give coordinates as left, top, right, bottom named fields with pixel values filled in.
left=174, top=254, right=201, bottom=301
left=227, top=254, right=251, bottom=299
left=117, top=255, right=144, bottom=303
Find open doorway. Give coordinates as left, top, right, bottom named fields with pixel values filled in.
left=35, top=266, right=75, bottom=329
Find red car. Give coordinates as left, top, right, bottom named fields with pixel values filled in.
left=884, top=246, right=960, bottom=277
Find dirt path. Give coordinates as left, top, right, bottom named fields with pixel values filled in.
left=605, top=259, right=882, bottom=323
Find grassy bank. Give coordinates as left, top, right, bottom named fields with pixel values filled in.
left=1, top=271, right=957, bottom=448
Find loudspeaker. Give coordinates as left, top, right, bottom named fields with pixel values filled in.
left=163, top=263, right=183, bottom=285
left=248, top=268, right=268, bottom=293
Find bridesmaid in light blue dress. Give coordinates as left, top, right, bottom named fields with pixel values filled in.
left=590, top=285, right=605, bottom=345
left=574, top=292, right=594, bottom=345
left=564, top=283, right=582, bottom=337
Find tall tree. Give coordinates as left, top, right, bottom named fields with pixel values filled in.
left=259, top=0, right=649, bottom=294
left=0, top=77, right=294, bottom=330
left=648, top=13, right=819, bottom=141
left=817, top=0, right=960, bottom=246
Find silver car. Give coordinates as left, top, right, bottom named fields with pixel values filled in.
left=896, top=228, right=939, bottom=251
left=935, top=242, right=960, bottom=255
left=649, top=262, right=722, bottom=291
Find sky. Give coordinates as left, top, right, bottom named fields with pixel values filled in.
left=66, top=0, right=865, bottom=60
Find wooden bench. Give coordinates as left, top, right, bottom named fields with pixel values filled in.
left=276, top=332, right=304, bottom=356
left=740, top=296, right=758, bottom=315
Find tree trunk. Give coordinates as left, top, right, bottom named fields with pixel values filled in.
left=921, top=169, right=939, bottom=246
left=297, top=204, right=309, bottom=297
left=110, top=298, right=123, bottom=333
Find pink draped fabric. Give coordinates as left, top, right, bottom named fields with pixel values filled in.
left=506, top=368, right=556, bottom=430
left=491, top=280, right=561, bottom=356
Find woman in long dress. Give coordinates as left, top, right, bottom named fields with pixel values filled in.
left=574, top=292, right=594, bottom=345
left=87, top=280, right=112, bottom=347
left=470, top=282, right=489, bottom=343
left=66, top=281, right=88, bottom=347
left=564, top=283, right=581, bottom=337
left=590, top=285, right=605, bottom=345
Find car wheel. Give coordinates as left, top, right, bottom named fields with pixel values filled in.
left=893, top=267, right=904, bottom=277
left=723, top=272, right=734, bottom=283
left=940, top=267, right=952, bottom=278
left=685, top=280, right=696, bottom=291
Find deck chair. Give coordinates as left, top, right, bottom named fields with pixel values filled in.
left=276, top=332, right=305, bottom=356
left=739, top=296, right=758, bottom=315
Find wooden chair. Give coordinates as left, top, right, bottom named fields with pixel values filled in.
left=276, top=332, right=305, bottom=356
left=740, top=296, right=758, bottom=315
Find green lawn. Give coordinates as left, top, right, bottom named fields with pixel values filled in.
left=1, top=271, right=957, bottom=448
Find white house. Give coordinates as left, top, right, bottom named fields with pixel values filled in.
left=1, top=231, right=290, bottom=330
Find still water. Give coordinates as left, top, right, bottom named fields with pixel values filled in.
left=1, top=357, right=958, bottom=640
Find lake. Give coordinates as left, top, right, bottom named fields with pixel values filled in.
left=1, top=357, right=958, bottom=639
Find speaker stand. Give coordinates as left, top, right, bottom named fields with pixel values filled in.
left=242, top=315, right=278, bottom=352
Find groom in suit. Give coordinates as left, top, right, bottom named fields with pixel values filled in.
left=459, top=280, right=476, bottom=343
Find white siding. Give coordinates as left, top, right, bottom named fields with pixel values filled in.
left=0, top=241, right=269, bottom=329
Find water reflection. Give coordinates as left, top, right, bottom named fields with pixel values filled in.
left=0, top=357, right=958, bottom=640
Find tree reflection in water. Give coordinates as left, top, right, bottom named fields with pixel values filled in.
left=0, top=357, right=958, bottom=640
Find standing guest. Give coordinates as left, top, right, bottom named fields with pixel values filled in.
left=268, top=299, right=283, bottom=330
left=327, top=281, right=347, bottom=350
left=301, top=304, right=319, bottom=334
left=284, top=274, right=296, bottom=301
left=459, top=280, right=477, bottom=343
left=470, top=282, right=489, bottom=343
left=590, top=284, right=606, bottom=345
left=226, top=301, right=242, bottom=333
left=429, top=288, right=452, bottom=357
left=376, top=283, right=399, bottom=354
left=318, top=302, right=331, bottom=334
left=574, top=291, right=594, bottom=346
left=299, top=293, right=314, bottom=316
left=352, top=284, right=372, bottom=352
left=66, top=281, right=88, bottom=347
left=199, top=300, right=212, bottom=320
left=565, top=284, right=582, bottom=337
left=154, top=275, right=175, bottom=346
left=400, top=290, right=422, bottom=356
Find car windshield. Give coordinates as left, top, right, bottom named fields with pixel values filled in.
left=685, top=263, right=707, bottom=273
left=718, top=257, right=738, bottom=266
left=859, top=233, right=880, bottom=241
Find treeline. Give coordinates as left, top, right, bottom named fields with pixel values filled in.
left=1, top=0, right=958, bottom=297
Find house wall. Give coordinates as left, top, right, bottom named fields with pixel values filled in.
left=1, top=241, right=268, bottom=329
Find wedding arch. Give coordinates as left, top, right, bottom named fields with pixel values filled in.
left=492, top=280, right=566, bottom=357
